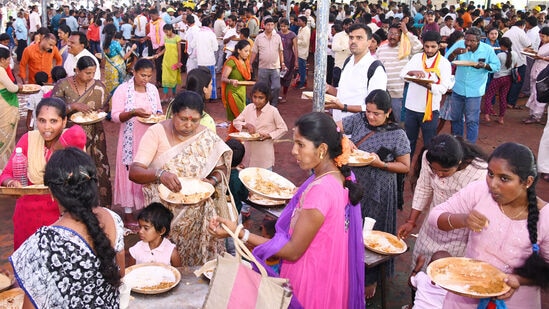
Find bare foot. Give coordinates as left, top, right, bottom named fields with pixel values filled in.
left=484, top=114, right=491, bottom=122
left=365, top=282, right=377, bottom=300
left=497, top=117, right=504, bottom=125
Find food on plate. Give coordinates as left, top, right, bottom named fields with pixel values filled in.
left=124, top=265, right=176, bottom=290
left=21, top=84, right=41, bottom=93
left=348, top=150, right=375, bottom=164
left=70, top=111, right=107, bottom=124
left=228, top=132, right=261, bottom=140
left=138, top=114, right=166, bottom=124
left=364, top=230, right=407, bottom=254
left=241, top=169, right=295, bottom=199
left=427, top=257, right=510, bottom=297
left=158, top=178, right=214, bottom=204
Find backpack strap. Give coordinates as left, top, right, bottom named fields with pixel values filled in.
left=366, top=60, right=385, bottom=89
left=341, top=57, right=385, bottom=90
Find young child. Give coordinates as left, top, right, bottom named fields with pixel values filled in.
left=261, top=219, right=280, bottom=274
left=232, top=82, right=288, bottom=170
left=225, top=138, right=249, bottom=214
left=128, top=203, right=182, bottom=267
left=26, top=67, right=67, bottom=131
left=406, top=251, right=449, bottom=309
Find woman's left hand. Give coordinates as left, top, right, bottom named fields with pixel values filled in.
left=497, top=274, right=520, bottom=300
left=259, top=133, right=271, bottom=141
left=230, top=79, right=239, bottom=87
left=208, top=216, right=236, bottom=238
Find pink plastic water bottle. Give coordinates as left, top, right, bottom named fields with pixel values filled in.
left=12, top=147, right=28, bottom=186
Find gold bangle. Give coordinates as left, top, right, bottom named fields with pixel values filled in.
left=447, top=213, right=455, bottom=229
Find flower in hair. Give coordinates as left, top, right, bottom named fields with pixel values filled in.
left=533, top=243, right=540, bottom=254
left=334, top=136, right=352, bottom=167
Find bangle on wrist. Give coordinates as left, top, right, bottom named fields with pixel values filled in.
left=241, top=229, right=250, bottom=243
left=155, top=169, right=166, bottom=182
left=447, top=213, right=455, bottom=229
left=406, top=220, right=417, bottom=228
left=209, top=175, right=219, bottom=186
left=383, top=162, right=388, bottom=170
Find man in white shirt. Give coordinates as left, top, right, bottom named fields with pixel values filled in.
left=29, top=6, right=41, bottom=37
left=213, top=9, right=226, bottom=73
left=439, top=16, right=455, bottom=41
left=185, top=14, right=200, bottom=72
left=325, top=23, right=388, bottom=122
left=64, top=32, right=101, bottom=80
left=191, top=17, right=218, bottom=99
left=522, top=16, right=541, bottom=97
left=502, top=20, right=531, bottom=108
left=223, top=15, right=239, bottom=59
left=400, top=31, right=454, bottom=156
left=377, top=22, right=423, bottom=123
left=332, top=19, right=351, bottom=87
left=133, top=9, right=148, bottom=56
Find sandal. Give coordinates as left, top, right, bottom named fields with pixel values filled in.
left=523, top=116, right=540, bottom=124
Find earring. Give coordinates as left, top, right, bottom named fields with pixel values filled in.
left=319, top=152, right=324, bottom=160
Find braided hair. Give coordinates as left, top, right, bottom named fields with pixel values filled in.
left=295, top=112, right=363, bottom=204
left=489, top=143, right=549, bottom=288
left=44, top=147, right=121, bottom=287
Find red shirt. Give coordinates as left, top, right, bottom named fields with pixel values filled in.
left=87, top=23, right=100, bottom=41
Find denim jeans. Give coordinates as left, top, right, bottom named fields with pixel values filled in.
left=258, top=68, right=281, bottom=107
left=507, top=64, right=526, bottom=106
left=405, top=109, right=439, bottom=157
left=298, top=57, right=307, bottom=87
left=391, top=97, right=403, bottom=124
left=450, top=93, right=482, bottom=143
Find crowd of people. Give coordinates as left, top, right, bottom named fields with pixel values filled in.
left=0, top=0, right=547, bottom=308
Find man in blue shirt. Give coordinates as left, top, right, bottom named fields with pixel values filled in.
left=51, top=8, right=62, bottom=34
left=14, top=11, right=27, bottom=62
left=446, top=27, right=500, bottom=143
left=65, top=10, right=79, bottom=32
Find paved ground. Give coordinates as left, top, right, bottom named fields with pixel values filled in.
left=1, top=68, right=548, bottom=308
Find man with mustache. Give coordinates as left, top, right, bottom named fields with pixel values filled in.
left=400, top=31, right=454, bottom=156
left=325, top=23, right=387, bottom=122
left=446, top=27, right=500, bottom=143
left=19, top=33, right=62, bottom=84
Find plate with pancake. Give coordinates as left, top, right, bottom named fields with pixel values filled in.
left=364, top=230, right=407, bottom=255
left=427, top=257, right=511, bottom=298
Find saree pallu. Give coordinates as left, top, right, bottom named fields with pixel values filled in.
left=0, top=96, right=19, bottom=170
left=142, top=128, right=232, bottom=266
left=105, top=54, right=126, bottom=94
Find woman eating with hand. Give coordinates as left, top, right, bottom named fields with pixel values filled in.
left=111, top=58, right=161, bottom=230
left=52, top=55, right=112, bottom=208
left=429, top=142, right=549, bottom=308
left=397, top=134, right=488, bottom=272
left=209, top=112, right=365, bottom=308
left=0, top=98, right=86, bottom=249
left=129, top=91, right=232, bottom=266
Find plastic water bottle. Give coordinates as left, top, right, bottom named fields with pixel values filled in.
left=12, top=147, right=28, bottom=186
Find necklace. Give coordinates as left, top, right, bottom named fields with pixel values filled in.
left=72, top=76, right=91, bottom=96
left=499, top=203, right=528, bottom=220
left=315, top=170, right=339, bottom=180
